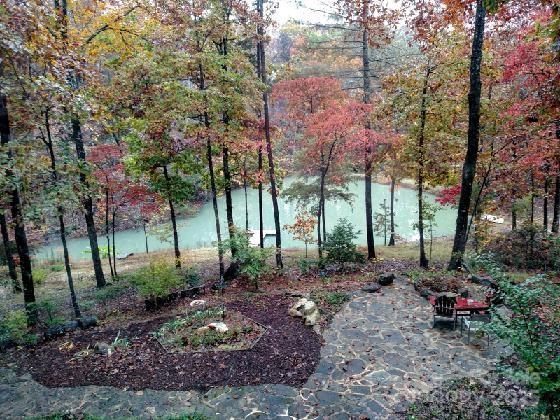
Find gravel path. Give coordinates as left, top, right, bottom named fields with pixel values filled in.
left=0, top=276, right=502, bottom=419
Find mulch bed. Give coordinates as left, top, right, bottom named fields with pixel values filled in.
left=8, top=295, right=321, bottom=391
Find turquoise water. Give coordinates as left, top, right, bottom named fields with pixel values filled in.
left=34, top=178, right=457, bottom=261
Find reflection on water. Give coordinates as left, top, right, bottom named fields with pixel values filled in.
left=35, top=178, right=456, bottom=261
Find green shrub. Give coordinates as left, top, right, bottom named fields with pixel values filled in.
left=298, top=258, right=313, bottom=275
left=163, top=413, right=208, bottom=420
left=485, top=224, right=560, bottom=271
left=220, top=230, right=271, bottom=290
left=130, top=260, right=183, bottom=299
left=32, top=268, right=49, bottom=285
left=36, top=299, right=64, bottom=327
left=323, top=218, right=364, bottom=265
left=471, top=253, right=560, bottom=416
left=49, top=264, right=65, bottom=272
left=0, top=309, right=31, bottom=344
left=184, top=268, right=202, bottom=288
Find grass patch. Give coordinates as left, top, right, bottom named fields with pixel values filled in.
left=94, top=282, right=129, bottom=302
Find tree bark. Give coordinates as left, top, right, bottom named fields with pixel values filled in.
left=544, top=177, right=550, bottom=231
left=257, top=0, right=282, bottom=268
left=243, top=160, right=249, bottom=231
left=43, top=108, right=81, bottom=319
left=105, top=188, right=114, bottom=278
left=417, top=67, right=430, bottom=269
left=553, top=174, right=560, bottom=233
left=388, top=176, right=396, bottom=246
left=111, top=208, right=117, bottom=276
left=0, top=212, right=20, bottom=292
left=1, top=64, right=36, bottom=324
left=143, top=221, right=149, bottom=254
left=362, top=19, right=375, bottom=260
left=72, top=118, right=106, bottom=287
left=163, top=165, right=181, bottom=268
left=448, top=0, right=486, bottom=270
left=197, top=62, right=225, bottom=279
left=258, top=146, right=264, bottom=248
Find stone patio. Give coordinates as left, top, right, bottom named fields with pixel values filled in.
left=0, top=276, right=503, bottom=419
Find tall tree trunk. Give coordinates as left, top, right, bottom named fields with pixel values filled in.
left=222, top=144, right=236, bottom=247
left=257, top=0, right=282, bottom=268
left=512, top=203, right=517, bottom=231
left=362, top=20, right=375, bottom=260
left=1, top=64, right=36, bottom=324
left=258, top=146, right=264, bottom=248
left=0, top=212, right=20, bottom=292
left=388, top=176, right=396, bottom=246
left=553, top=175, right=560, bottom=233
left=72, top=118, right=106, bottom=287
left=163, top=165, right=181, bottom=268
left=417, top=68, right=430, bottom=269
left=43, top=109, right=81, bottom=319
left=448, top=0, right=486, bottom=270
left=317, top=171, right=326, bottom=259
left=143, top=221, right=149, bottom=254
left=198, top=62, right=225, bottom=279
left=544, top=177, right=550, bottom=231
left=322, top=200, right=326, bottom=243
left=105, top=188, right=114, bottom=278
left=111, top=208, right=117, bottom=276
left=243, top=160, right=249, bottom=231
left=55, top=1, right=105, bottom=287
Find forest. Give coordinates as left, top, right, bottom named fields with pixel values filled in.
left=0, top=0, right=559, bottom=419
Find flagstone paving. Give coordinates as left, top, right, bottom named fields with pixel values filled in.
left=0, top=276, right=503, bottom=419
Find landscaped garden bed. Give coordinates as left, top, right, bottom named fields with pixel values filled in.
left=6, top=295, right=321, bottom=391
left=153, top=306, right=266, bottom=353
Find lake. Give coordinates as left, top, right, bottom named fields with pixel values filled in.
left=34, top=177, right=457, bottom=261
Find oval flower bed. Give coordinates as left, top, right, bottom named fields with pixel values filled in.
left=152, top=306, right=267, bottom=353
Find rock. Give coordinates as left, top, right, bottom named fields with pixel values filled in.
left=78, top=316, right=98, bottom=329
left=196, top=326, right=210, bottom=333
left=208, top=322, right=228, bottom=333
left=302, top=300, right=317, bottom=316
left=362, top=283, right=381, bottom=293
left=94, top=342, right=111, bottom=356
left=116, top=252, right=134, bottom=260
left=44, top=324, right=67, bottom=341
left=289, top=297, right=308, bottom=317
left=189, top=299, right=206, bottom=310
left=378, top=272, right=396, bottom=286
left=64, top=320, right=80, bottom=331
left=304, top=309, right=320, bottom=326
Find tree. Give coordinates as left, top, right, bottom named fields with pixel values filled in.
left=285, top=211, right=317, bottom=258
left=257, top=0, right=283, bottom=269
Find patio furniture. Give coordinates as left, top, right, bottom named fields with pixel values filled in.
left=431, top=294, right=457, bottom=327
left=461, top=313, right=491, bottom=346
left=454, top=297, right=490, bottom=328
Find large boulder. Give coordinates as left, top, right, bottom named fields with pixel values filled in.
left=289, top=297, right=309, bottom=317
left=289, top=297, right=320, bottom=327
left=378, top=272, right=396, bottom=286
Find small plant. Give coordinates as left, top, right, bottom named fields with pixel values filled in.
left=32, top=267, right=49, bottom=285
left=298, top=258, right=313, bottom=275
left=49, top=263, right=65, bottom=272
left=130, top=259, right=183, bottom=299
left=37, top=299, right=64, bottom=327
left=323, top=218, right=364, bottom=265
left=220, top=229, right=272, bottom=290
left=0, top=309, right=32, bottom=345
left=184, top=268, right=202, bottom=288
